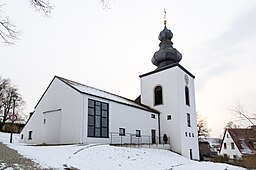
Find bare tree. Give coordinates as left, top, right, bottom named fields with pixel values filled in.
left=230, top=101, right=255, bottom=126
left=224, top=121, right=239, bottom=129
left=0, top=77, right=25, bottom=130
left=0, top=0, right=53, bottom=44
left=197, top=112, right=211, bottom=137
left=0, top=0, right=111, bottom=44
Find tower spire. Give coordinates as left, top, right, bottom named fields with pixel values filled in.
left=151, top=13, right=182, bottom=69
left=164, top=9, right=167, bottom=27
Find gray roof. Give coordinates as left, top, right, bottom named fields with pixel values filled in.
left=57, top=76, right=159, bottom=114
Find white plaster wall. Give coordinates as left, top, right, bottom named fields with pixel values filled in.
left=20, top=78, right=83, bottom=144
left=140, top=66, right=199, bottom=160
left=42, top=109, right=61, bottom=144
left=177, top=68, right=199, bottom=160
left=82, top=95, right=159, bottom=144
left=219, top=131, right=242, bottom=158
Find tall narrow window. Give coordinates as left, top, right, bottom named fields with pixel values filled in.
left=231, top=142, right=235, bottom=149
left=224, top=143, right=227, bottom=149
left=88, top=99, right=109, bottom=138
left=28, top=131, right=32, bottom=140
left=154, top=86, right=163, bottom=105
left=185, top=86, right=190, bottom=106
left=187, top=113, right=191, bottom=127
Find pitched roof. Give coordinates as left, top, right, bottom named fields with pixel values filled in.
left=226, top=127, right=256, bottom=155
left=56, top=76, right=159, bottom=114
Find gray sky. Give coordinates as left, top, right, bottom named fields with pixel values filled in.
left=1, top=0, right=256, bottom=137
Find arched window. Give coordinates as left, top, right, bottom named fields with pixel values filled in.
left=185, top=86, right=190, bottom=106
left=154, top=86, right=163, bottom=105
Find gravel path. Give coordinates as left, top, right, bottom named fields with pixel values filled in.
left=0, top=142, right=41, bottom=170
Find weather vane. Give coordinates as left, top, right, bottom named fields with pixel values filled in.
left=164, top=9, right=167, bottom=27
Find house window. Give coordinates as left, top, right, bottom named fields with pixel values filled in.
left=187, top=113, right=191, bottom=127
left=154, top=86, right=163, bottom=105
left=233, top=155, right=237, bottom=160
left=21, top=134, right=23, bottom=139
left=254, top=142, right=256, bottom=149
left=185, top=86, right=190, bottom=106
left=28, top=131, right=32, bottom=140
left=192, top=133, right=194, bottom=137
left=119, top=128, right=125, bottom=136
left=151, top=114, right=155, bottom=119
left=227, top=134, right=229, bottom=138
left=87, top=99, right=109, bottom=138
left=231, top=142, right=235, bottom=149
left=185, top=132, right=187, bottom=137
left=189, top=133, right=191, bottom=137
left=224, top=143, right=227, bottom=149
left=136, top=130, right=141, bottom=137
left=43, top=119, right=46, bottom=124
left=224, top=154, right=227, bottom=158
left=167, top=115, right=171, bottom=120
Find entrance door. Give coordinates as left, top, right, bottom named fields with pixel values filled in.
left=151, top=129, right=156, bottom=144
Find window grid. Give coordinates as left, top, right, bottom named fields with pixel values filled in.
left=88, top=99, right=109, bottom=138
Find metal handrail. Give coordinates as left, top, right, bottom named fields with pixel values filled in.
left=109, top=132, right=170, bottom=146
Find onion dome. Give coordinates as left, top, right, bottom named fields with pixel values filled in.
left=152, top=21, right=182, bottom=69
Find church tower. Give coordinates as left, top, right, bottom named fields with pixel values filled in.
left=140, top=19, right=199, bottom=160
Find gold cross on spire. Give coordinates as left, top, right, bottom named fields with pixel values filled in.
left=164, top=9, right=167, bottom=27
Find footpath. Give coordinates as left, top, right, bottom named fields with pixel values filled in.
left=0, top=142, right=39, bottom=169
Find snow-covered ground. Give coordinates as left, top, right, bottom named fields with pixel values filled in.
left=0, top=132, right=246, bottom=170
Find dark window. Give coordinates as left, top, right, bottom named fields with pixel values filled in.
left=185, top=132, right=187, bottom=137
left=21, top=134, right=23, bottom=139
left=154, top=86, right=163, bottom=105
left=119, top=128, right=125, bottom=136
left=189, top=133, right=191, bottom=137
left=227, top=134, right=229, bottom=138
left=87, top=99, right=109, bottom=138
left=43, top=119, right=46, bottom=124
left=224, top=154, right=227, bottom=158
left=224, top=143, right=227, bottom=149
left=136, top=130, right=141, bottom=137
left=189, top=149, right=193, bottom=160
left=231, top=142, right=235, bottom=149
left=167, top=115, right=171, bottom=120
left=28, top=131, right=32, bottom=140
left=185, top=86, right=190, bottom=106
left=151, top=114, right=156, bottom=119
left=233, top=155, right=237, bottom=160
left=192, top=133, right=194, bottom=137
left=187, top=113, right=191, bottom=127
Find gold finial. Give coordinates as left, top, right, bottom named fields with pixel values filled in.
left=164, top=9, right=167, bottom=27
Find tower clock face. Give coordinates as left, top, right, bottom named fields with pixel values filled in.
left=184, top=75, right=189, bottom=84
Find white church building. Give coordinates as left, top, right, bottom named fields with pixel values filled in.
left=20, top=21, right=199, bottom=160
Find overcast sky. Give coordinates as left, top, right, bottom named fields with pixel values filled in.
left=1, top=0, right=256, bottom=137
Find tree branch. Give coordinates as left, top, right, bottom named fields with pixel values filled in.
left=30, top=0, right=53, bottom=16
left=99, top=0, right=110, bottom=9
left=0, top=17, right=19, bottom=44
left=230, top=101, right=255, bottom=126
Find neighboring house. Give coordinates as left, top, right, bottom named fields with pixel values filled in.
left=219, top=126, right=256, bottom=159
left=20, top=22, right=199, bottom=160
left=1, top=123, right=25, bottom=133
left=199, top=138, right=222, bottom=158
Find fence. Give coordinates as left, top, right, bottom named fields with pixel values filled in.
left=109, top=132, right=170, bottom=148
